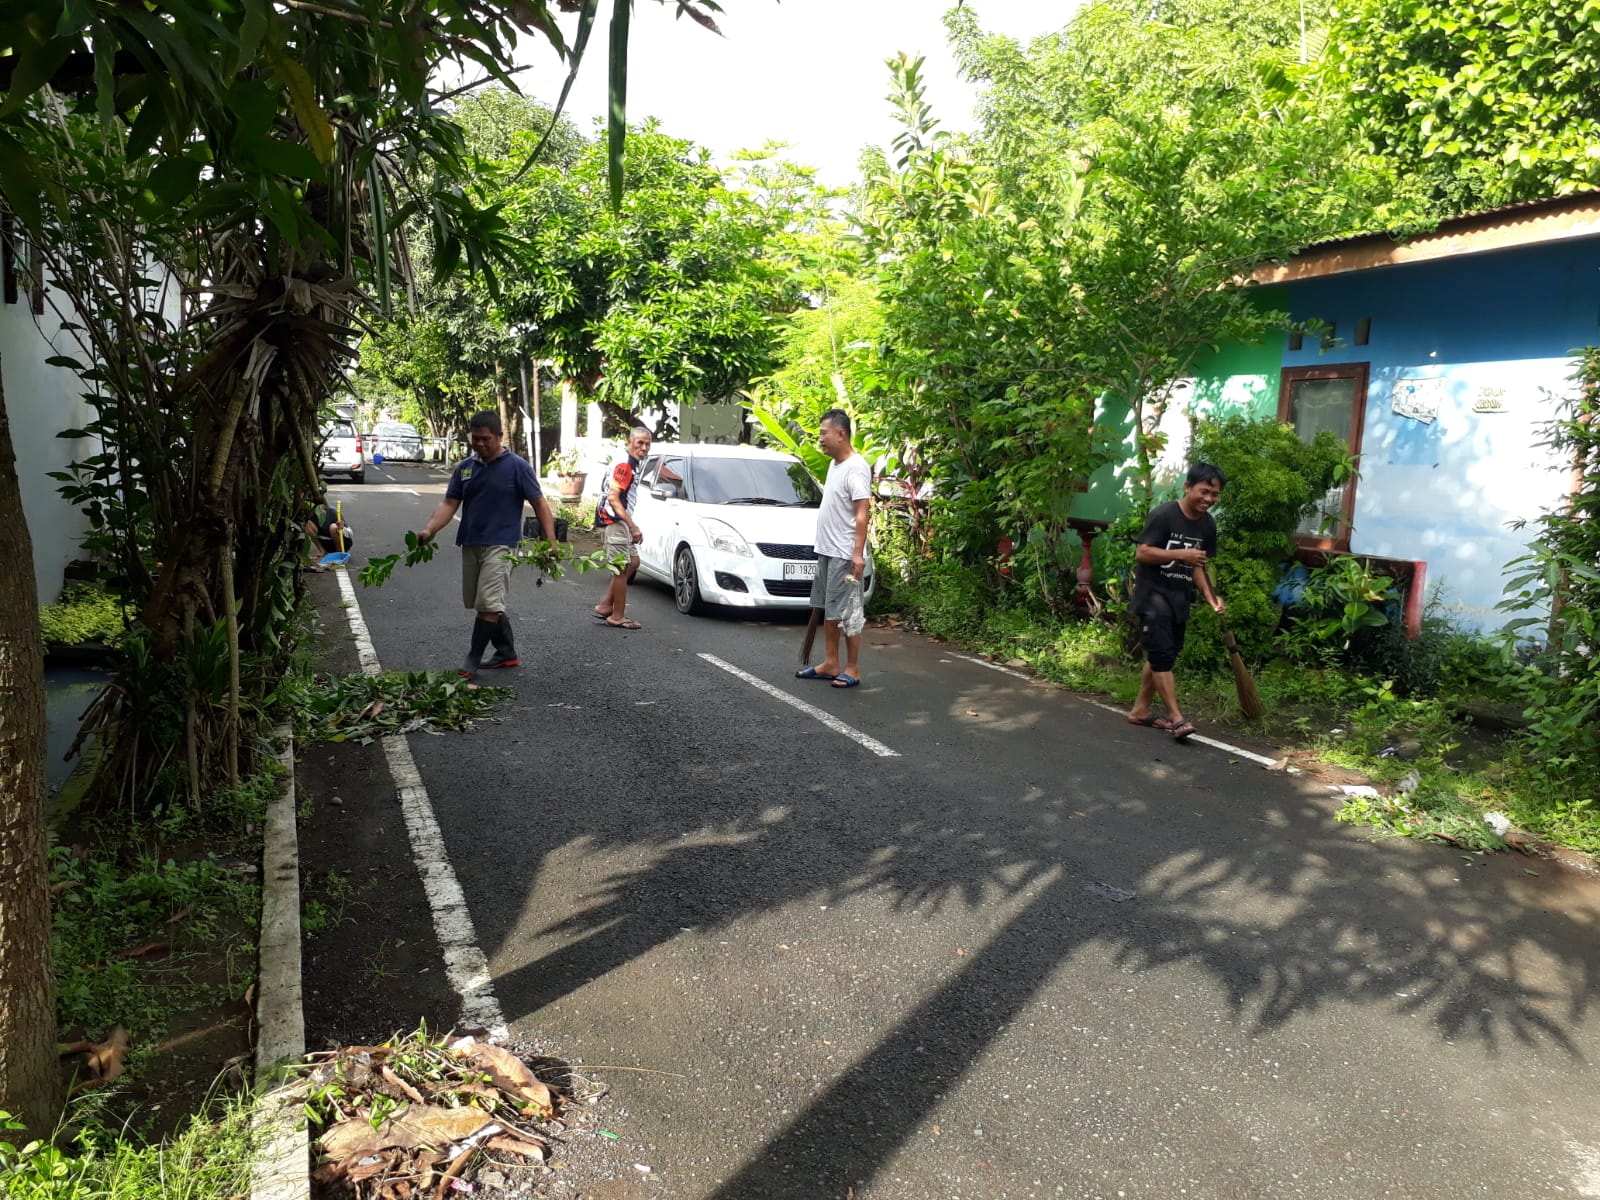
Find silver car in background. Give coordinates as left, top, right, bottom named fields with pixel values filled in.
left=373, top=420, right=424, bottom=462
left=318, top=417, right=365, bottom=483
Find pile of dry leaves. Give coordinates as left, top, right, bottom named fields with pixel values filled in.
left=303, top=1032, right=599, bottom=1199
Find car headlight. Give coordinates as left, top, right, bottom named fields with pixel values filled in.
left=699, top=519, right=752, bottom=557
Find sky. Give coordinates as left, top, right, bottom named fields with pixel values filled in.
left=509, top=1, right=1076, bottom=188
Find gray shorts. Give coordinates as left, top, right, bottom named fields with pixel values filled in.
left=602, top=521, right=639, bottom=560
left=462, top=544, right=513, bottom=613
left=808, top=554, right=858, bottom=621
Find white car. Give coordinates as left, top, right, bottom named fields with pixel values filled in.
left=318, top=417, right=365, bottom=483
left=632, top=443, right=875, bottom=615
left=373, top=420, right=424, bottom=462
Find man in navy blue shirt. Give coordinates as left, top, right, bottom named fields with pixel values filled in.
left=416, top=411, right=557, bottom=678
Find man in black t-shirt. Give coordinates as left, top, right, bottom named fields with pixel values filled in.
left=1127, top=462, right=1227, bottom=742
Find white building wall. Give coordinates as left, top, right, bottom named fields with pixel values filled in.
left=0, top=290, right=97, bottom=608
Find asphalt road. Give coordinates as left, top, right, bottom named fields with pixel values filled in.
left=316, top=463, right=1600, bottom=1200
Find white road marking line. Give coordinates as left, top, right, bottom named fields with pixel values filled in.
left=948, top=651, right=1033, bottom=681
left=698, top=653, right=901, bottom=758
left=334, top=568, right=510, bottom=1040
left=946, top=650, right=1280, bottom=769
left=336, top=567, right=384, bottom=676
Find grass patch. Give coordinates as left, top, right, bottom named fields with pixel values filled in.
left=0, top=1094, right=255, bottom=1199
left=50, top=770, right=274, bottom=1099
left=40, top=584, right=126, bottom=648
left=52, top=849, right=259, bottom=1053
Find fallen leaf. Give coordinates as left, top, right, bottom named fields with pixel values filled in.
left=1524, top=868, right=1540, bottom=877
left=62, top=1024, right=130, bottom=1091
left=463, top=1043, right=555, bottom=1115
left=965, top=709, right=979, bottom=717
left=486, top=1131, right=548, bottom=1161
left=116, top=940, right=171, bottom=960
left=381, top=1064, right=425, bottom=1104
left=321, top=1104, right=494, bottom=1159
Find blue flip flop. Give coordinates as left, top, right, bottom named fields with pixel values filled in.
left=831, top=674, right=861, bottom=688
left=795, top=666, right=837, bottom=681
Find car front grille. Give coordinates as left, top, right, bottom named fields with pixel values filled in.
left=756, top=542, right=817, bottom=560
left=764, top=580, right=814, bottom=598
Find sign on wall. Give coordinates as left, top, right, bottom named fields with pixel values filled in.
left=1392, top=375, right=1445, bottom=423
left=1473, top=386, right=1508, bottom=413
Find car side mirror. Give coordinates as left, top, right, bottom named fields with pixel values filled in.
left=650, top=485, right=673, bottom=500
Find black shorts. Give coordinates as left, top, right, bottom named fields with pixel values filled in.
left=1138, top=590, right=1189, bottom=673
left=317, top=528, right=353, bottom=554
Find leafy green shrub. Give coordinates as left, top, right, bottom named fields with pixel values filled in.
left=1189, top=415, right=1348, bottom=561
left=1279, top=555, right=1398, bottom=663
left=1178, top=556, right=1279, bottom=673
left=1091, top=510, right=1144, bottom=618
left=556, top=497, right=595, bottom=529
left=1498, top=348, right=1600, bottom=780
left=1161, top=414, right=1350, bottom=664
left=1343, top=598, right=1508, bottom=699
left=867, top=501, right=917, bottom=614
left=0, top=1099, right=255, bottom=1197
left=902, top=557, right=990, bottom=641
left=39, top=584, right=125, bottom=648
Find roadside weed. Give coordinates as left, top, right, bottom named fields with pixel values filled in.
left=0, top=1096, right=254, bottom=1198
left=52, top=847, right=259, bottom=1049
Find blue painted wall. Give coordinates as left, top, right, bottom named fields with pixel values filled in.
left=1269, top=238, right=1600, bottom=630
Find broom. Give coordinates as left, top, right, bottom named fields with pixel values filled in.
left=320, top=500, right=351, bottom=567
left=798, top=605, right=823, bottom=666
left=1217, top=613, right=1263, bottom=720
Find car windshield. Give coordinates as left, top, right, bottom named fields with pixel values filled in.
left=322, top=421, right=355, bottom=440
left=689, top=457, right=821, bottom=506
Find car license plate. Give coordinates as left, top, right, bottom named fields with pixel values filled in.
left=783, top=561, right=817, bottom=581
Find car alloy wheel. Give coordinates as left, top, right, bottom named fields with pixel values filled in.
left=673, top=545, right=704, bottom=615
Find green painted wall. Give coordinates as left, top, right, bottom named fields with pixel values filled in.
left=1189, top=333, right=1281, bottom=421
left=1072, top=287, right=1289, bottom=524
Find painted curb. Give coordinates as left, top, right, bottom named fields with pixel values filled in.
left=251, top=728, right=309, bottom=1200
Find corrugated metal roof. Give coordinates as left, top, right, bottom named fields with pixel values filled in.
left=1251, top=190, right=1600, bottom=285
left=1297, top=190, right=1600, bottom=254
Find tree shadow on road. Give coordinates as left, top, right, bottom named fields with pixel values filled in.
left=419, top=666, right=1598, bottom=1197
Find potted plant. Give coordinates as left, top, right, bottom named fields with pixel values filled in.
left=546, top=447, right=587, bottom=501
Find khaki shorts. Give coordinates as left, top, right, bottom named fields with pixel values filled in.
left=602, top=521, right=639, bottom=560
left=462, top=544, right=514, bottom=613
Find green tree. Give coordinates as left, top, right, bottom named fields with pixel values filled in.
left=1500, top=349, right=1600, bottom=778
left=1326, top=0, right=1600, bottom=212
left=857, top=54, right=1112, bottom=595
left=949, top=0, right=1415, bottom=509
left=491, top=127, right=802, bottom=433
left=354, top=90, right=588, bottom=452
left=0, top=0, right=733, bottom=1142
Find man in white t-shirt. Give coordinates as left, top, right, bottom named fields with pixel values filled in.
left=798, top=408, right=872, bottom=689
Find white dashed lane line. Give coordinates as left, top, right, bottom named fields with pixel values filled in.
left=943, top=650, right=1280, bottom=769
left=698, top=653, right=901, bottom=758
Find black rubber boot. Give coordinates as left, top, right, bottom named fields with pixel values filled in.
left=461, top=616, right=495, bottom=678
left=481, top=614, right=519, bottom=669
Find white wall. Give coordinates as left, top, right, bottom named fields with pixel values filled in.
left=0, top=291, right=97, bottom=608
